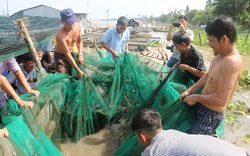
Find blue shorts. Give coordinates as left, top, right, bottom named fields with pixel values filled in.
left=189, top=103, right=223, bottom=135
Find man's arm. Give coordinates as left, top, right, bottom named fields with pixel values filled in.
left=13, top=70, right=40, bottom=97
left=179, top=72, right=208, bottom=100
left=125, top=42, right=129, bottom=53
left=125, top=30, right=130, bottom=53
left=0, top=74, right=33, bottom=108
left=170, top=61, right=181, bottom=72
left=166, top=24, right=174, bottom=41
left=100, top=42, right=119, bottom=57
left=76, top=27, right=84, bottom=64
left=100, top=28, right=119, bottom=57
left=0, top=128, right=8, bottom=138
left=6, top=58, right=40, bottom=97
left=187, top=30, right=194, bottom=42
left=56, top=35, right=86, bottom=79
left=179, top=64, right=206, bottom=78
left=185, top=59, right=242, bottom=107
left=47, top=52, right=53, bottom=64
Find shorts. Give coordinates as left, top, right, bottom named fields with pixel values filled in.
left=54, top=52, right=71, bottom=75
left=167, top=57, right=179, bottom=67
left=189, top=103, right=223, bottom=135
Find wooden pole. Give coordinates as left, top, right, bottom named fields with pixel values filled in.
left=16, top=17, right=43, bottom=73
left=198, top=32, right=202, bottom=46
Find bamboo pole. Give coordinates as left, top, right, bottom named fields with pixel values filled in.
left=16, top=17, right=43, bottom=73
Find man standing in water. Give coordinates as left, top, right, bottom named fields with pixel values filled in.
left=180, top=15, right=243, bottom=135
left=54, top=8, right=86, bottom=79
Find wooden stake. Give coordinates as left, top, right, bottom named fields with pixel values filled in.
left=16, top=17, right=43, bottom=73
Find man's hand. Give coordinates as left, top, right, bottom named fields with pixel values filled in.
left=27, top=89, right=40, bottom=97
left=16, top=99, right=34, bottom=108
left=47, top=63, right=53, bottom=67
left=169, top=66, right=176, bottom=73
left=37, top=52, right=43, bottom=61
left=125, top=49, right=129, bottom=54
left=78, top=55, right=84, bottom=64
left=169, top=24, right=175, bottom=31
left=77, top=70, right=87, bottom=79
left=0, top=128, right=9, bottom=138
left=169, top=63, right=180, bottom=72
left=183, top=94, right=197, bottom=106
left=112, top=51, right=119, bottom=57
left=179, top=90, right=191, bottom=101
left=179, top=64, right=189, bottom=72
left=179, top=24, right=186, bottom=32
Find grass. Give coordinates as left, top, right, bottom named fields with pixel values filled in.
left=192, top=28, right=250, bottom=55
left=225, top=100, right=249, bottom=127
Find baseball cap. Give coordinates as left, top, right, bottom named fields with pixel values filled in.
left=60, top=8, right=77, bottom=24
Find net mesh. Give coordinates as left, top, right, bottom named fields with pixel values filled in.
left=0, top=16, right=60, bottom=62
left=0, top=18, right=224, bottom=155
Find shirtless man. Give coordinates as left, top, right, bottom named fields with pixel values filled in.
left=179, top=15, right=243, bottom=135
left=54, top=8, right=86, bottom=79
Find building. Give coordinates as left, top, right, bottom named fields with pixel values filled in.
left=11, top=4, right=88, bottom=26
left=128, top=19, right=141, bottom=28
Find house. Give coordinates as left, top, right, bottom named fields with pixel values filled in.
left=128, top=19, right=141, bottom=28
left=11, top=4, right=88, bottom=27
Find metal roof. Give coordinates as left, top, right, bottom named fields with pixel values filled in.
left=11, top=4, right=87, bottom=17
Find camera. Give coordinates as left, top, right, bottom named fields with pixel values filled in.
left=172, top=22, right=181, bottom=27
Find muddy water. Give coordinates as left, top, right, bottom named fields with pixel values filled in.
left=61, top=125, right=122, bottom=156
left=196, top=45, right=250, bottom=71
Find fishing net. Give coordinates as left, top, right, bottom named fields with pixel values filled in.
left=0, top=16, right=61, bottom=62
left=114, top=68, right=224, bottom=156
left=0, top=40, right=223, bottom=155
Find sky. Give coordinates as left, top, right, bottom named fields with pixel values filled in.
left=0, top=0, right=207, bottom=19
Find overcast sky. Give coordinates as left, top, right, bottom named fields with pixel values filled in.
left=0, top=0, right=207, bottom=19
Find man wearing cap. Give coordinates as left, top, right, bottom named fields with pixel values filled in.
left=54, top=8, right=86, bottom=79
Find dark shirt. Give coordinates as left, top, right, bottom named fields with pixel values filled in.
left=180, top=45, right=206, bottom=82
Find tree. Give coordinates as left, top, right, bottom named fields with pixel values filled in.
left=186, top=9, right=200, bottom=23
left=191, top=10, right=207, bottom=26
left=205, top=0, right=214, bottom=25
left=185, top=5, right=190, bottom=15
left=213, top=0, right=249, bottom=21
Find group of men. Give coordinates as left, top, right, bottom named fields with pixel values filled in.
left=0, top=7, right=247, bottom=155
left=132, top=15, right=246, bottom=155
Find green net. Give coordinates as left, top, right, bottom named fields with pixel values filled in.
left=114, top=68, right=223, bottom=156
left=1, top=48, right=223, bottom=155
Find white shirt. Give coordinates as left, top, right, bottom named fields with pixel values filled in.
left=141, top=130, right=247, bottom=156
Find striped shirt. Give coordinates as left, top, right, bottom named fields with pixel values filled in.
left=141, top=130, right=247, bottom=156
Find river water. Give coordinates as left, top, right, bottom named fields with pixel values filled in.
left=61, top=32, right=250, bottom=155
